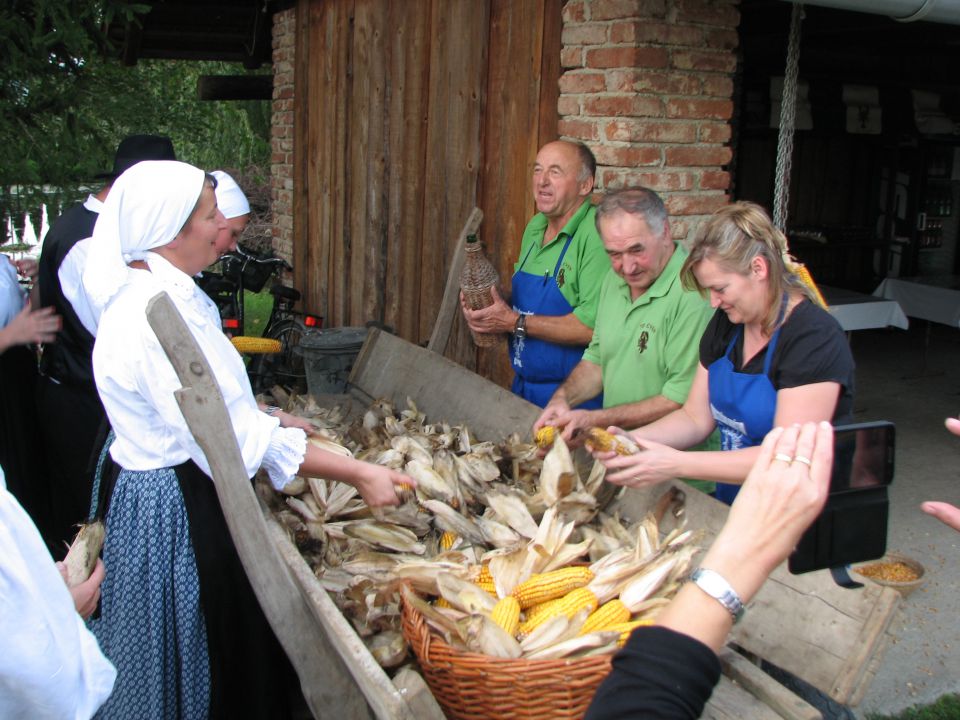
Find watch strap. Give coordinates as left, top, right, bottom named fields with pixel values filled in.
left=690, top=567, right=745, bottom=623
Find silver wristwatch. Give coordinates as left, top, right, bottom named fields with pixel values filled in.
left=514, top=313, right=528, bottom=340
left=690, top=567, right=745, bottom=623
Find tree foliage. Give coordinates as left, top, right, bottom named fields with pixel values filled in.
left=1, top=1, right=272, bottom=233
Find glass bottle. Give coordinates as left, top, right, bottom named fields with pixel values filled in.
left=459, top=234, right=500, bottom=348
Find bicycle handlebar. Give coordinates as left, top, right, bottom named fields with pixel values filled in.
left=229, top=244, right=293, bottom=271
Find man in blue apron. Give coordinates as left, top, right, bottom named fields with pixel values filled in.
left=461, top=140, right=609, bottom=407
left=533, top=188, right=716, bottom=494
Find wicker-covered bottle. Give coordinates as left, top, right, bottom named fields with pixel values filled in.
left=460, top=234, right=500, bottom=348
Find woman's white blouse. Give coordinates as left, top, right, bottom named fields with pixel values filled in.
left=92, top=253, right=305, bottom=490
left=0, top=256, right=25, bottom=328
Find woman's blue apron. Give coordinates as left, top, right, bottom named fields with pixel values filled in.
left=707, top=297, right=787, bottom=504
left=510, top=232, right=602, bottom=409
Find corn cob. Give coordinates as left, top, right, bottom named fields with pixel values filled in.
left=583, top=427, right=639, bottom=456
left=435, top=597, right=453, bottom=609
left=535, top=425, right=557, bottom=449
left=579, top=599, right=631, bottom=635
left=475, top=578, right=498, bottom=597
left=512, top=566, right=595, bottom=609
left=490, top=595, right=521, bottom=636
left=63, top=521, right=105, bottom=587
left=475, top=564, right=493, bottom=584
left=439, top=530, right=459, bottom=550
left=230, top=336, right=282, bottom=354
left=608, top=618, right=655, bottom=647
left=517, top=587, right=599, bottom=637
left=394, top=482, right=415, bottom=502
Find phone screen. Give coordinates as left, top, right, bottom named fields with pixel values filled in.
left=788, top=421, right=895, bottom=575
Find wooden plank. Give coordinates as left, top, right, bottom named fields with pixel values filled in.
left=350, top=327, right=539, bottom=442
left=426, top=206, right=483, bottom=354
left=614, top=481, right=899, bottom=706
left=719, top=649, right=822, bottom=720
left=703, top=676, right=786, bottom=720
left=144, top=292, right=374, bottom=718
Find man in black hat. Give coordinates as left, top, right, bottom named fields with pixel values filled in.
left=35, top=134, right=176, bottom=555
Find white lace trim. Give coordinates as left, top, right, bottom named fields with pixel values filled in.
left=261, top=426, right=307, bottom=490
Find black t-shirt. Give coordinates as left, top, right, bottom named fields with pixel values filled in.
left=586, top=626, right=721, bottom=719
left=698, top=299, right=855, bottom=426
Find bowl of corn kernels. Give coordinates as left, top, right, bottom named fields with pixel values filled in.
left=853, top=552, right=926, bottom=597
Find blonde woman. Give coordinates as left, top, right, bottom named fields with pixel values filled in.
left=593, top=201, right=853, bottom=503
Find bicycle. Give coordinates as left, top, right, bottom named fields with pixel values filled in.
left=198, top=244, right=322, bottom=394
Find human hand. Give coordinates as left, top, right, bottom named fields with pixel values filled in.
left=276, top=410, right=316, bottom=435
left=4, top=302, right=60, bottom=346
left=946, top=416, right=960, bottom=438
left=593, top=432, right=678, bottom=488
left=354, top=464, right=417, bottom=508
left=57, top=558, right=105, bottom=619
left=460, top=286, right=517, bottom=335
left=14, top=257, right=39, bottom=283
left=703, top=422, right=832, bottom=603
left=921, top=502, right=960, bottom=533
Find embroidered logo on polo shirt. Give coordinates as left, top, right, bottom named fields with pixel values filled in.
left=556, top=267, right=566, bottom=289
left=638, top=330, right=649, bottom=354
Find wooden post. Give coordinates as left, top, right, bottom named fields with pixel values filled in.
left=145, top=291, right=398, bottom=719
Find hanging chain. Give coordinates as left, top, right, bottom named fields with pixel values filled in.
left=773, top=3, right=804, bottom=233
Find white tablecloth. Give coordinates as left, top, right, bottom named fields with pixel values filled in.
left=873, top=276, right=960, bottom=328
left=822, top=286, right=909, bottom=331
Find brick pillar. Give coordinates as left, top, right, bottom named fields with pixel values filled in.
left=559, top=0, right=740, bottom=243
left=271, top=8, right=296, bottom=262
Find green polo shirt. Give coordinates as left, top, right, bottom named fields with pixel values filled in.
left=514, top=200, right=610, bottom=329
left=583, top=244, right=717, bottom=493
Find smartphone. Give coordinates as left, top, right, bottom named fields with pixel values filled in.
left=788, top=421, right=895, bottom=575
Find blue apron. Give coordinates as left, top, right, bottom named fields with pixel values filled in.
left=510, top=232, right=602, bottom=409
left=707, top=297, right=787, bottom=504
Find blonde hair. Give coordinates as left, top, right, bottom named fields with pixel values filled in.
left=680, top=201, right=816, bottom=336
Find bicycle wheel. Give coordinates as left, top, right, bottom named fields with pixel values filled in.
left=254, top=317, right=309, bottom=395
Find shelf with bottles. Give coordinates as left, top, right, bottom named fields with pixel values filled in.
left=922, top=183, right=953, bottom=218
left=918, top=217, right=945, bottom=249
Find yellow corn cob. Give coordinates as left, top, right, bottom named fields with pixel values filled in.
left=583, top=427, right=637, bottom=456
left=439, top=531, right=459, bottom=550
left=535, top=425, right=557, bottom=449
left=579, top=599, right=631, bottom=635
left=435, top=597, right=453, bottom=609
left=490, top=595, right=521, bottom=637
left=608, top=618, right=655, bottom=647
left=512, top=566, right=596, bottom=609
left=475, top=578, right=498, bottom=597
left=518, top=587, right=599, bottom=637
left=395, top=482, right=415, bottom=502
left=475, top=564, right=493, bottom=584
left=230, top=336, right=282, bottom=354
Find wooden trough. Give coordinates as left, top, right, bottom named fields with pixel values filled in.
left=148, top=297, right=900, bottom=720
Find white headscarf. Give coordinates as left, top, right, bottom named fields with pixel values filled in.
left=81, top=160, right=206, bottom=330
left=212, top=170, right=250, bottom=220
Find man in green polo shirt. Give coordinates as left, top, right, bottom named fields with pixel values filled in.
left=461, top=140, right=610, bottom=407
left=534, top=187, right=715, bottom=492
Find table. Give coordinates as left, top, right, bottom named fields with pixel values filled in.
left=873, top=276, right=960, bottom=328
left=822, top=286, right=909, bottom=332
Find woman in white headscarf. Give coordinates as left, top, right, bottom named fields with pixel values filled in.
left=211, top=169, right=250, bottom=255
left=83, top=161, right=413, bottom=719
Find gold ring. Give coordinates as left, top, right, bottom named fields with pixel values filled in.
left=774, top=453, right=793, bottom=463
left=793, top=455, right=812, bottom=467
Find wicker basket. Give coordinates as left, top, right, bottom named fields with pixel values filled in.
left=400, top=592, right=613, bottom=720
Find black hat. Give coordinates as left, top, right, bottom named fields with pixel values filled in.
left=96, top=134, right=177, bottom=180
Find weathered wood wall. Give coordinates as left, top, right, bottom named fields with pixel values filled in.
left=293, top=0, right=560, bottom=387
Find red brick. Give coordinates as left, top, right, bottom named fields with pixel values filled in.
left=271, top=152, right=286, bottom=164
left=583, top=94, right=664, bottom=117
left=671, top=50, right=737, bottom=73
left=700, top=170, right=731, bottom=190
left=586, top=46, right=669, bottom=69
left=559, top=72, right=607, bottom=94
left=620, top=171, right=695, bottom=191
left=606, top=69, right=701, bottom=95
left=562, top=22, right=609, bottom=45
left=675, top=0, right=740, bottom=27
left=594, top=144, right=662, bottom=166
left=563, top=0, right=587, bottom=22
left=702, top=75, right=734, bottom=98
left=699, top=122, right=732, bottom=143
left=703, top=27, right=740, bottom=50
left=666, top=98, right=733, bottom=120
left=665, top=193, right=730, bottom=216
left=610, top=21, right=667, bottom=44
left=670, top=219, right=690, bottom=240
left=558, top=95, right=581, bottom=116
left=561, top=46, right=584, bottom=69
left=665, top=145, right=733, bottom=166
left=605, top=119, right=697, bottom=143
left=559, top=118, right=601, bottom=141
left=276, top=86, right=294, bottom=100
left=593, top=0, right=667, bottom=21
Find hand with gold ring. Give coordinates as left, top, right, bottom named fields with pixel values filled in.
left=774, top=453, right=793, bottom=464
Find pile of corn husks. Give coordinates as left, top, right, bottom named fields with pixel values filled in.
left=260, top=394, right=698, bottom=668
